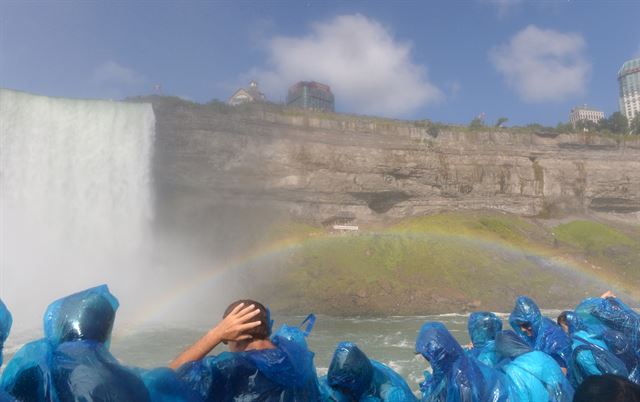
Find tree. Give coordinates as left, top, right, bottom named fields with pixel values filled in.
left=597, top=116, right=610, bottom=132
left=555, top=122, right=574, bottom=133
left=630, top=114, right=640, bottom=135
left=469, top=117, right=484, bottom=130
left=575, top=119, right=598, bottom=132
left=495, top=117, right=508, bottom=128
left=607, top=112, right=628, bottom=134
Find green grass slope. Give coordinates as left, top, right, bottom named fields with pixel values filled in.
left=250, top=212, right=639, bottom=315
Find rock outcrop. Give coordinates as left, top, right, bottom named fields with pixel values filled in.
left=138, top=97, right=640, bottom=230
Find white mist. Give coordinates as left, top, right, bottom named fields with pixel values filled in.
left=0, top=89, right=154, bottom=329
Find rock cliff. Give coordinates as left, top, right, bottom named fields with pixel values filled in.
left=138, top=97, right=640, bottom=233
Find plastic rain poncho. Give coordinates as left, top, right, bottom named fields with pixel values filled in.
left=575, top=297, right=639, bottom=353
left=0, top=285, right=151, bottom=402
left=137, top=368, right=203, bottom=402
left=495, top=330, right=574, bottom=402
left=508, top=296, right=571, bottom=369
left=0, top=299, right=12, bottom=368
left=466, top=312, right=502, bottom=367
left=567, top=329, right=629, bottom=387
left=176, top=321, right=320, bottom=402
left=602, top=329, right=640, bottom=384
left=415, top=322, right=512, bottom=402
left=319, top=342, right=417, bottom=402
left=0, top=299, right=15, bottom=402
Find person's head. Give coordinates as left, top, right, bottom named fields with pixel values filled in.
left=557, top=311, right=570, bottom=334
left=509, top=296, right=541, bottom=343
left=573, top=374, right=640, bottom=402
left=327, top=342, right=374, bottom=399
left=416, top=322, right=464, bottom=373
left=45, top=285, right=118, bottom=345
left=223, top=299, right=271, bottom=352
left=556, top=311, right=569, bottom=334
left=468, top=312, right=502, bottom=348
left=518, top=323, right=533, bottom=337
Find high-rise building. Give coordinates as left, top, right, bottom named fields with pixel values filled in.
left=618, top=58, right=640, bottom=122
left=286, top=81, right=334, bottom=112
left=569, top=105, right=605, bottom=129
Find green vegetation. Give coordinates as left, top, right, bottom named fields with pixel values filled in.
left=262, top=221, right=324, bottom=242
left=495, top=117, right=508, bottom=128
left=144, top=95, right=640, bottom=139
left=388, top=212, right=547, bottom=247
left=631, top=114, right=640, bottom=135
left=469, top=116, right=485, bottom=130
left=598, top=112, right=628, bottom=134
left=413, top=119, right=442, bottom=138
left=254, top=213, right=639, bottom=315
left=554, top=220, right=636, bottom=252
left=553, top=220, right=640, bottom=284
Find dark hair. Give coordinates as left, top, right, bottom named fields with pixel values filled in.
left=223, top=299, right=271, bottom=340
left=573, top=374, right=640, bottom=402
left=557, top=311, right=570, bottom=327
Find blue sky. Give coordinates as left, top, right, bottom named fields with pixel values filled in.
left=1, top=1, right=639, bottom=126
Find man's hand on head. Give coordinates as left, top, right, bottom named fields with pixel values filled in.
left=169, top=303, right=262, bottom=370
left=213, top=302, right=262, bottom=342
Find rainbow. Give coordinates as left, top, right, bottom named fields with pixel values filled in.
left=130, top=229, right=635, bottom=326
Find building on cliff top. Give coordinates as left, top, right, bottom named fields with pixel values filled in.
left=618, top=58, right=640, bottom=122
left=228, top=80, right=265, bottom=106
left=286, top=81, right=335, bottom=112
left=569, top=105, right=605, bottom=129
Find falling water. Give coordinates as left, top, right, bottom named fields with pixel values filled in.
left=0, top=89, right=154, bottom=328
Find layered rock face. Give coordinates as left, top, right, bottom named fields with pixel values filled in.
left=143, top=97, right=640, bottom=230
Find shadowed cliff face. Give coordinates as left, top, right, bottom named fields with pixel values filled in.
left=134, top=96, right=640, bottom=256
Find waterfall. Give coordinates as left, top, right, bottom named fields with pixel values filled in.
left=0, top=89, right=154, bottom=326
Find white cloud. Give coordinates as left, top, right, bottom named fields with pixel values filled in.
left=489, top=25, right=591, bottom=102
left=248, top=14, right=443, bottom=117
left=92, top=61, right=143, bottom=86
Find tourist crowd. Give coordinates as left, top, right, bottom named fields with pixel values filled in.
left=0, top=286, right=638, bottom=402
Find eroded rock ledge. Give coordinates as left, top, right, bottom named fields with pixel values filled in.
left=135, top=97, right=639, bottom=228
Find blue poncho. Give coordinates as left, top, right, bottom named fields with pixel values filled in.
left=0, top=285, right=152, bottom=402
left=467, top=312, right=502, bottom=367
left=574, top=296, right=640, bottom=384
left=0, top=299, right=14, bottom=402
left=575, top=297, right=639, bottom=352
left=416, top=322, right=512, bottom=402
left=138, top=368, right=203, bottom=402
left=176, top=324, right=320, bottom=402
left=494, top=330, right=574, bottom=402
left=568, top=329, right=628, bottom=387
left=319, top=342, right=417, bottom=402
left=0, top=299, right=12, bottom=368
left=564, top=313, right=629, bottom=387
left=509, top=296, right=571, bottom=369
left=602, top=329, right=640, bottom=384
left=574, top=297, right=639, bottom=339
